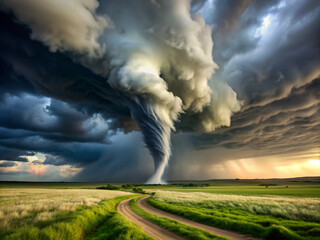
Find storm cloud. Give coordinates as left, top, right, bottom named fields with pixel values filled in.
left=0, top=0, right=319, bottom=182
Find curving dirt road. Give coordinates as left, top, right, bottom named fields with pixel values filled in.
left=117, top=197, right=185, bottom=240
left=137, top=195, right=257, bottom=240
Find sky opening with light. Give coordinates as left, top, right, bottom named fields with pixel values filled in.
left=0, top=0, right=319, bottom=182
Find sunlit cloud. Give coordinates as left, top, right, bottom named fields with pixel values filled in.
left=29, top=164, right=48, bottom=177
left=259, top=15, right=271, bottom=35
left=22, top=153, right=46, bottom=163
left=276, top=160, right=320, bottom=176
left=58, top=165, right=82, bottom=178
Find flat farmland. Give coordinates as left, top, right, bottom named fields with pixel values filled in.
left=0, top=178, right=319, bottom=240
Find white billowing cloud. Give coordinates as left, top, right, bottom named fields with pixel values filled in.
left=105, top=0, right=240, bottom=132
left=200, top=79, right=242, bottom=132
left=0, top=0, right=110, bottom=57
left=0, top=0, right=241, bottom=133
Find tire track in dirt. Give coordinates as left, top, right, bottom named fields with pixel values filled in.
left=138, top=195, right=257, bottom=240
left=117, top=197, right=185, bottom=240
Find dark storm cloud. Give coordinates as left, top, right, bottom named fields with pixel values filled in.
left=186, top=0, right=320, bottom=157
left=199, top=0, right=277, bottom=67
left=0, top=0, right=319, bottom=182
left=0, top=170, right=28, bottom=175
left=0, top=92, right=120, bottom=144
left=0, top=133, right=107, bottom=167
left=73, top=132, right=153, bottom=182
left=0, top=11, right=136, bottom=169
left=221, top=0, right=320, bottom=105
left=0, top=12, right=130, bottom=121
left=195, top=78, right=320, bottom=156
left=0, top=161, right=17, bottom=167
left=0, top=145, right=32, bottom=162
left=0, top=1, right=243, bottom=183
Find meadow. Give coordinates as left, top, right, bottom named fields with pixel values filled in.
left=149, top=191, right=320, bottom=239
left=141, top=179, right=320, bottom=198
left=0, top=178, right=319, bottom=240
left=2, top=178, right=319, bottom=198
left=0, top=188, right=150, bottom=240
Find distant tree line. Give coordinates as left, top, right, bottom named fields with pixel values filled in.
left=96, top=184, right=145, bottom=193
left=172, top=183, right=210, bottom=187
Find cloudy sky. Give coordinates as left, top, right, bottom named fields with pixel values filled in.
left=0, top=0, right=319, bottom=182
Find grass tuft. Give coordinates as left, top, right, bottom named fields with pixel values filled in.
left=89, top=212, right=153, bottom=240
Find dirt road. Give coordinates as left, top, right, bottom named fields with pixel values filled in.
left=138, top=195, right=257, bottom=240
left=117, top=197, right=185, bottom=240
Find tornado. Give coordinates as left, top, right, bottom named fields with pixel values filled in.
left=129, top=97, right=172, bottom=183
left=111, top=61, right=182, bottom=184
left=2, top=0, right=242, bottom=183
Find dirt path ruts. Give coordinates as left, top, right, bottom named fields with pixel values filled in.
left=138, top=195, right=257, bottom=240
left=117, top=197, right=185, bottom=240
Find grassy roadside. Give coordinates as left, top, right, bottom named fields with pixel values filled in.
left=88, top=205, right=153, bottom=240
left=148, top=196, right=320, bottom=240
left=88, top=212, right=153, bottom=240
left=130, top=196, right=229, bottom=240
left=2, top=195, right=150, bottom=240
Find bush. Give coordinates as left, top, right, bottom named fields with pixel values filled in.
left=121, top=184, right=133, bottom=189
left=132, top=187, right=145, bottom=194
left=97, top=184, right=119, bottom=190
left=266, top=225, right=300, bottom=240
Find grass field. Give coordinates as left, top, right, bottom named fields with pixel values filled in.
left=1, top=178, right=319, bottom=240
left=0, top=188, right=151, bottom=240
left=148, top=191, right=320, bottom=240
left=142, top=180, right=320, bottom=198
left=1, top=178, right=319, bottom=198
left=150, top=185, right=320, bottom=198
left=0, top=189, right=129, bottom=229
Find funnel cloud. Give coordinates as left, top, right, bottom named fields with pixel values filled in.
left=0, top=0, right=241, bottom=183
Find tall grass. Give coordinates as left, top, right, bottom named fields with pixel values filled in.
left=152, top=191, right=320, bottom=222
left=0, top=189, right=154, bottom=240
left=89, top=211, right=153, bottom=240
left=149, top=191, right=320, bottom=240
left=0, top=188, right=129, bottom=230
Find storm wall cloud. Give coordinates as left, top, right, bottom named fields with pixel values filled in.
left=0, top=0, right=319, bottom=182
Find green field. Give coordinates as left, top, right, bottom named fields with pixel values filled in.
left=149, top=191, right=320, bottom=240
left=0, top=178, right=319, bottom=240
left=141, top=179, right=320, bottom=198
left=2, top=178, right=319, bottom=197
left=144, top=185, right=320, bottom=198
left=0, top=189, right=150, bottom=240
